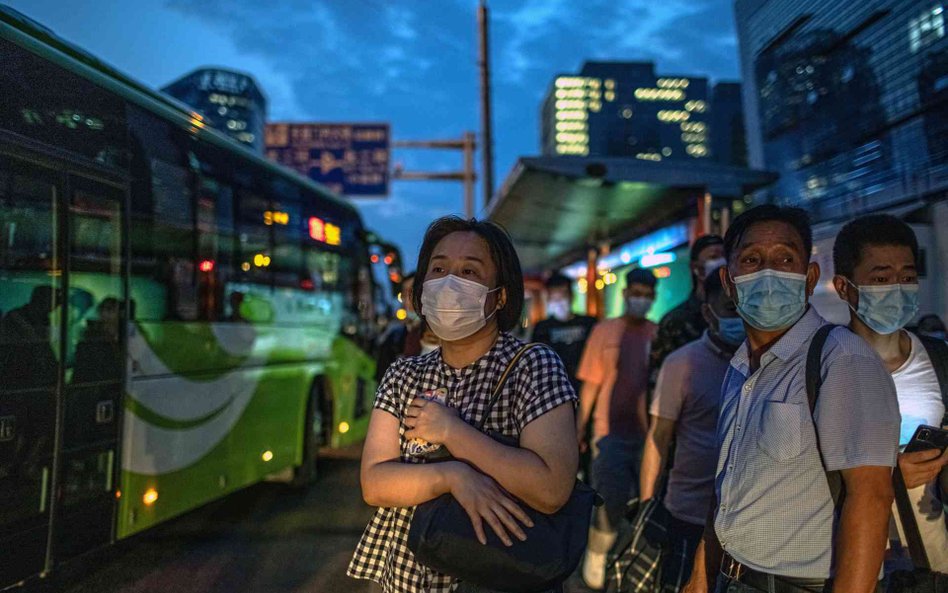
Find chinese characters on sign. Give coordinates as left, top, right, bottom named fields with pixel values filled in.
left=265, top=123, right=390, bottom=196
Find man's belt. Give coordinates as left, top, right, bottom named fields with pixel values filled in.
left=721, top=552, right=827, bottom=593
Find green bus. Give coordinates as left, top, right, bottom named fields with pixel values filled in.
left=0, top=6, right=398, bottom=588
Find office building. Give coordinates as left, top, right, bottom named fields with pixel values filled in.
left=710, top=82, right=747, bottom=167
left=540, top=61, right=713, bottom=162
left=735, top=0, right=948, bottom=318
left=162, top=68, right=267, bottom=153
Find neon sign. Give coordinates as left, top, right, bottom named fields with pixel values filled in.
left=308, top=217, right=342, bottom=246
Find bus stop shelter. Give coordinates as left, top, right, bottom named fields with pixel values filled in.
left=487, top=156, right=778, bottom=273
left=486, top=156, right=777, bottom=316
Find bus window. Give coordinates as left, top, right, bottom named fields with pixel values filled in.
left=235, top=187, right=271, bottom=288
left=0, top=37, right=128, bottom=170
left=127, top=108, right=198, bottom=322
left=271, top=199, right=303, bottom=289
left=196, top=176, right=235, bottom=320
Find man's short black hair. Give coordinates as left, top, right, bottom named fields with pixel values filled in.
left=833, top=214, right=918, bottom=280
left=724, top=205, right=812, bottom=263
left=704, top=268, right=726, bottom=301
left=691, top=234, right=724, bottom=262
left=626, top=268, right=657, bottom=289
left=413, top=216, right=524, bottom=333
left=546, top=272, right=573, bottom=292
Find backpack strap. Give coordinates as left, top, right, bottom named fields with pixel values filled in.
left=476, top=343, right=542, bottom=431
left=893, top=466, right=932, bottom=569
left=805, top=324, right=845, bottom=508
left=916, top=335, right=948, bottom=427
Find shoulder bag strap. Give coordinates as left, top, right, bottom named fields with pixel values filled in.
left=475, top=343, right=542, bottom=431
left=893, top=466, right=932, bottom=569
left=805, top=324, right=845, bottom=507
left=917, top=335, right=948, bottom=426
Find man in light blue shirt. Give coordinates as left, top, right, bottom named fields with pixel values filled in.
left=684, top=205, right=900, bottom=593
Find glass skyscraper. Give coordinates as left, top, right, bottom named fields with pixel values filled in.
left=735, top=0, right=948, bottom=319
left=162, top=68, right=267, bottom=153
left=735, top=0, right=947, bottom=221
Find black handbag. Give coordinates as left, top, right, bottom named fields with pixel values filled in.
left=407, top=344, right=599, bottom=593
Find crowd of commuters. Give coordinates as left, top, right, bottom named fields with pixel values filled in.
left=351, top=207, right=948, bottom=593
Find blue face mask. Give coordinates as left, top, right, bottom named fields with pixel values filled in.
left=733, top=269, right=808, bottom=332
left=848, top=280, right=919, bottom=335
left=711, top=310, right=746, bottom=346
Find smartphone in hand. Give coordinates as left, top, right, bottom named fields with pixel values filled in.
left=903, top=424, right=948, bottom=454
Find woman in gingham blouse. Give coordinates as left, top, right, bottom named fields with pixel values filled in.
left=348, top=217, right=579, bottom=593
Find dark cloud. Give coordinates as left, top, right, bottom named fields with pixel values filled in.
left=163, top=0, right=739, bottom=256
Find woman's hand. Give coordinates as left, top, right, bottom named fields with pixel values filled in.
left=446, top=463, right=534, bottom=547
left=405, top=397, right=462, bottom=446
left=898, top=448, right=948, bottom=489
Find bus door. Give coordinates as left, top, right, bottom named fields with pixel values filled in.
left=54, top=173, right=126, bottom=561
left=0, top=154, right=62, bottom=585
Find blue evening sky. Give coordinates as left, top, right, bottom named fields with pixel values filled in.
left=9, top=0, right=740, bottom=265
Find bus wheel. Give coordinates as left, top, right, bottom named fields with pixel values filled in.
left=291, top=379, right=327, bottom=488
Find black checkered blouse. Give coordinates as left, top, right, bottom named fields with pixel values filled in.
left=347, top=333, right=577, bottom=593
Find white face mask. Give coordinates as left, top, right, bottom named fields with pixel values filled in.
left=546, top=298, right=571, bottom=322
left=421, top=274, right=500, bottom=342
left=625, top=296, right=653, bottom=318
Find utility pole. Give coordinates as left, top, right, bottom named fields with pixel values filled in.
left=478, top=0, right=494, bottom=210
left=392, top=133, right=477, bottom=219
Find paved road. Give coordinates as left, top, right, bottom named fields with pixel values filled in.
left=64, top=447, right=376, bottom=593
left=61, top=445, right=594, bottom=593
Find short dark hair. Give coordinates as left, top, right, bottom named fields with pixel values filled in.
left=626, top=267, right=657, bottom=288
left=724, top=205, right=812, bottom=263
left=546, top=272, right=573, bottom=292
left=704, top=268, right=725, bottom=301
left=412, top=216, right=524, bottom=333
left=691, top=234, right=724, bottom=262
left=833, top=214, right=918, bottom=280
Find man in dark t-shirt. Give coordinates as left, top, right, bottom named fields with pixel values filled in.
left=531, top=273, right=596, bottom=393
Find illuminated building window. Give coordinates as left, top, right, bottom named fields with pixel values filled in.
left=685, top=100, right=707, bottom=113
left=605, top=79, right=616, bottom=90
left=635, top=152, right=662, bottom=162
left=657, top=78, right=690, bottom=89
left=910, top=5, right=945, bottom=52
left=555, top=99, right=586, bottom=109
left=604, top=91, right=616, bottom=102
left=556, top=109, right=588, bottom=120
left=681, top=121, right=707, bottom=133
left=589, top=101, right=602, bottom=112
left=634, top=88, right=685, bottom=101
left=556, top=121, right=588, bottom=131
left=621, top=107, right=633, bottom=119
left=556, top=144, right=590, bottom=155
left=662, top=147, right=672, bottom=157
left=556, top=132, right=589, bottom=143
left=681, top=132, right=707, bottom=143
left=686, top=144, right=709, bottom=157
left=657, top=110, right=690, bottom=122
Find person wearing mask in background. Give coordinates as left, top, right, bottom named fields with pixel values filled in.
left=532, top=273, right=597, bottom=393
left=831, top=215, right=948, bottom=577
left=639, top=270, right=743, bottom=593
left=399, top=272, right=441, bottom=357
left=577, top=268, right=659, bottom=590
left=533, top=273, right=598, bottom=482
left=683, top=205, right=900, bottom=593
left=649, top=236, right=725, bottom=387
left=916, top=313, right=947, bottom=342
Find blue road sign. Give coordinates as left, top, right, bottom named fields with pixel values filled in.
left=265, top=123, right=390, bottom=196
